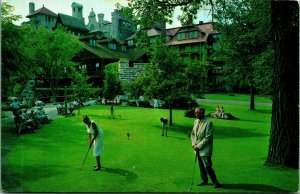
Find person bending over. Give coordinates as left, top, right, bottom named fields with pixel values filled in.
left=82, top=115, right=104, bottom=171
left=160, top=117, right=168, bottom=136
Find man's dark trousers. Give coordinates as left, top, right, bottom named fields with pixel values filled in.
left=196, top=151, right=219, bottom=184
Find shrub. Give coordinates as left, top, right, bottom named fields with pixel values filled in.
left=139, top=101, right=152, bottom=108
left=184, top=108, right=196, bottom=118
left=166, top=97, right=198, bottom=109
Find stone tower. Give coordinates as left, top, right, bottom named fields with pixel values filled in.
left=72, top=2, right=83, bottom=19
left=111, top=9, right=121, bottom=39
left=98, top=13, right=104, bottom=31
left=87, top=8, right=98, bottom=32
left=111, top=9, right=135, bottom=40
left=29, top=2, right=35, bottom=14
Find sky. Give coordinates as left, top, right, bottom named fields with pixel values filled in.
left=4, top=0, right=212, bottom=28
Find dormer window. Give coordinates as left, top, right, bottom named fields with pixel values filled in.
left=108, top=43, right=116, bottom=50
left=120, top=45, right=126, bottom=51
left=188, top=31, right=198, bottom=39
left=176, top=32, right=186, bottom=40
left=165, top=36, right=171, bottom=42
left=128, top=39, right=134, bottom=46
left=89, top=39, right=96, bottom=46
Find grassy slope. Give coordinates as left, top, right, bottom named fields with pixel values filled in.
left=4, top=98, right=298, bottom=192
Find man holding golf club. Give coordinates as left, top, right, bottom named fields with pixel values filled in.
left=190, top=107, right=221, bottom=188
left=82, top=115, right=104, bottom=171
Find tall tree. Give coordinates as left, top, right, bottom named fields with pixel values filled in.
left=29, top=25, right=83, bottom=102
left=265, top=1, right=299, bottom=168
left=119, top=0, right=299, bottom=168
left=213, top=0, right=274, bottom=110
left=103, top=63, right=123, bottom=101
left=137, top=39, right=190, bottom=125
left=70, top=66, right=94, bottom=102
left=1, top=2, right=36, bottom=96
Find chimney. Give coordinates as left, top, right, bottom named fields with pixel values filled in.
left=29, top=2, right=35, bottom=15
left=199, top=21, right=204, bottom=25
left=98, top=13, right=104, bottom=23
left=188, top=14, right=193, bottom=25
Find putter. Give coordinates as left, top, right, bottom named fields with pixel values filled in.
left=189, top=153, right=198, bottom=191
left=78, top=145, right=92, bottom=170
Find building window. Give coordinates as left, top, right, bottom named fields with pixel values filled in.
left=149, top=38, right=156, bottom=43
left=90, top=24, right=94, bottom=31
left=188, top=31, right=198, bottom=39
left=165, top=36, right=171, bottom=42
left=120, top=45, right=126, bottom=51
left=108, top=43, right=116, bottom=50
left=128, top=40, right=134, bottom=46
left=176, top=33, right=186, bottom=40
left=89, top=39, right=96, bottom=46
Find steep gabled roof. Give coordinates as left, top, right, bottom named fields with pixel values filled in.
left=127, top=48, right=147, bottom=61
left=97, top=38, right=124, bottom=45
left=147, top=28, right=162, bottom=37
left=83, top=44, right=128, bottom=60
left=166, top=22, right=218, bottom=46
left=125, top=33, right=136, bottom=40
left=56, top=13, right=88, bottom=31
left=26, top=6, right=57, bottom=18
left=83, top=43, right=146, bottom=61
left=166, top=27, right=180, bottom=36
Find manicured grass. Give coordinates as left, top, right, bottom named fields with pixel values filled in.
left=203, top=93, right=272, bottom=103
left=3, top=103, right=298, bottom=192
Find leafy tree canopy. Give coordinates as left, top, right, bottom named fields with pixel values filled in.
left=213, top=0, right=273, bottom=94
left=1, top=2, right=35, bottom=96
left=103, top=63, right=123, bottom=100
left=117, top=0, right=214, bottom=29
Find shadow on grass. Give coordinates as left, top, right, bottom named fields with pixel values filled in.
left=12, top=164, right=66, bottom=180
left=86, top=114, right=128, bottom=121
left=164, top=135, right=187, bottom=141
left=255, top=109, right=272, bottom=114
left=101, top=167, right=138, bottom=181
left=165, top=123, right=268, bottom=139
left=214, top=126, right=268, bottom=139
left=221, top=183, right=290, bottom=192
left=2, top=164, right=66, bottom=192
left=238, top=119, right=265, bottom=123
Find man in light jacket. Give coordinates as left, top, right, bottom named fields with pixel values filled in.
left=191, top=107, right=221, bottom=188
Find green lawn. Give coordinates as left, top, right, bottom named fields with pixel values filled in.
left=2, top=101, right=298, bottom=192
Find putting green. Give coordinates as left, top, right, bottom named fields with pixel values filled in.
left=3, top=104, right=299, bottom=192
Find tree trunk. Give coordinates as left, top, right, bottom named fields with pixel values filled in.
left=250, top=84, right=255, bottom=110
left=169, top=100, right=173, bottom=126
left=265, top=1, right=299, bottom=168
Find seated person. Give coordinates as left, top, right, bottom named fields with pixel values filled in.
left=14, top=110, right=25, bottom=133
left=220, top=106, right=225, bottom=118
left=68, top=103, right=75, bottom=114
left=56, top=103, right=63, bottom=115
left=35, top=100, right=45, bottom=107
left=19, top=109, right=34, bottom=133
left=10, top=99, right=21, bottom=116
left=35, top=107, right=51, bottom=123
left=28, top=109, right=42, bottom=129
left=215, top=105, right=221, bottom=118
left=73, top=100, right=80, bottom=109
left=160, top=117, right=168, bottom=136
